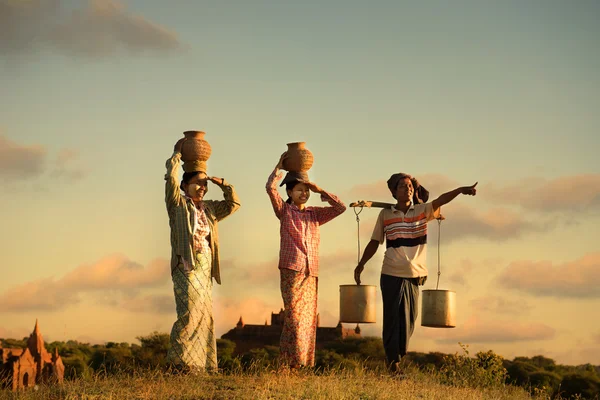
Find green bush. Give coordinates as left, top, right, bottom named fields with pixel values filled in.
left=559, top=373, right=600, bottom=400
left=439, top=343, right=507, bottom=389
left=528, top=370, right=561, bottom=397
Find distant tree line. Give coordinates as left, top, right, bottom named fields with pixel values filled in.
left=2, top=335, right=598, bottom=399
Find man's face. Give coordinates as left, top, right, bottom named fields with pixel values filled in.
left=288, top=182, right=310, bottom=205
left=395, top=177, right=413, bottom=203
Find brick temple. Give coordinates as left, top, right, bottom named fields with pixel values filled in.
left=221, top=308, right=361, bottom=354
left=0, top=320, right=64, bottom=391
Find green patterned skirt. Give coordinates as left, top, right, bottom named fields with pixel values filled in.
left=167, top=253, right=217, bottom=371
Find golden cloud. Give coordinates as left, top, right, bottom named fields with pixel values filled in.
left=497, top=252, right=600, bottom=298
left=422, top=316, right=555, bottom=344
left=0, top=254, right=170, bottom=312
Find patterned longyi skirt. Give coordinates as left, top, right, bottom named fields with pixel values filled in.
left=279, top=267, right=318, bottom=367
left=167, top=253, right=217, bottom=371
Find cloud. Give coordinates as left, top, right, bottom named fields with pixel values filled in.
left=0, top=135, right=87, bottom=183
left=496, top=252, right=600, bottom=298
left=0, top=135, right=47, bottom=180
left=423, top=316, right=556, bottom=344
left=119, top=294, right=174, bottom=315
left=1, top=0, right=183, bottom=58
left=50, top=148, right=87, bottom=181
left=469, top=295, right=532, bottom=316
left=447, top=259, right=475, bottom=287
left=481, top=174, right=600, bottom=213
left=0, top=254, right=170, bottom=312
left=439, top=204, right=551, bottom=243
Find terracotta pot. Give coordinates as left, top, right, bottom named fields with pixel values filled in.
left=179, top=131, right=212, bottom=172
left=282, top=142, right=313, bottom=172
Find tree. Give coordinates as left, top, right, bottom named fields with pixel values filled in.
left=559, top=373, right=600, bottom=400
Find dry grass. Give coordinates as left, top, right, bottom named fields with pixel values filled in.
left=0, top=367, right=539, bottom=400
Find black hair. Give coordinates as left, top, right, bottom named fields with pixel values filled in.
left=285, top=180, right=302, bottom=204
left=180, top=171, right=203, bottom=191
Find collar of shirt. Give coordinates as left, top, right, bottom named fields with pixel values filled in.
left=391, top=203, right=414, bottom=213
left=289, top=203, right=314, bottom=213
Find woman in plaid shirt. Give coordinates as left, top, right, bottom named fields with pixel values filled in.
left=266, top=152, right=346, bottom=368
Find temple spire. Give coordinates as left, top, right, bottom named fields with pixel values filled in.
left=27, top=318, right=46, bottom=358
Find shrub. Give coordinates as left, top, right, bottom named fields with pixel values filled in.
left=558, top=373, right=600, bottom=400
left=439, top=343, right=507, bottom=389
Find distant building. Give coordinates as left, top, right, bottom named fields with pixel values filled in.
left=221, top=308, right=361, bottom=354
left=0, top=320, right=65, bottom=391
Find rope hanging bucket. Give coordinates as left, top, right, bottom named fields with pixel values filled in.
left=421, top=219, right=456, bottom=328
left=339, top=205, right=376, bottom=324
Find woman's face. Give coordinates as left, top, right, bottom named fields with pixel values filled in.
left=287, top=182, right=310, bottom=206
left=184, top=173, right=208, bottom=200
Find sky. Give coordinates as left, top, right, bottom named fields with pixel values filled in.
left=1, top=0, right=599, bottom=365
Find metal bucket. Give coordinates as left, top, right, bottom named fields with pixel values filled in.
left=339, top=285, right=376, bottom=323
left=421, top=289, right=456, bottom=328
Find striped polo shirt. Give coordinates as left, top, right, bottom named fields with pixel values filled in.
left=371, top=202, right=441, bottom=278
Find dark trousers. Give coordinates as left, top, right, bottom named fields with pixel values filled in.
left=380, top=274, right=420, bottom=365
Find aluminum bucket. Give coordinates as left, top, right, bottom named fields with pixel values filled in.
left=421, top=289, right=456, bottom=328
left=339, top=284, right=376, bottom=323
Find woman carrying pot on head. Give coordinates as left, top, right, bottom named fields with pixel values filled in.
left=266, top=152, right=346, bottom=368
left=164, top=140, right=241, bottom=372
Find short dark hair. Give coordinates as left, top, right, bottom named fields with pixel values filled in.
left=180, top=171, right=203, bottom=190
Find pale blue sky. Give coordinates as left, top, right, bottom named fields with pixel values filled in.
left=1, top=0, right=599, bottom=364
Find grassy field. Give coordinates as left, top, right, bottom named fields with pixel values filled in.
left=0, top=367, right=541, bottom=400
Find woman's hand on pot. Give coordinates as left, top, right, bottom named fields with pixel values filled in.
left=276, top=152, right=288, bottom=170
left=174, top=138, right=185, bottom=153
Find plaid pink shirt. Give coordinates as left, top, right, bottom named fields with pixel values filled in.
left=266, top=170, right=346, bottom=277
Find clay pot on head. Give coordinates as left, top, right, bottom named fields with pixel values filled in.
left=179, top=131, right=212, bottom=172
left=282, top=142, right=313, bottom=172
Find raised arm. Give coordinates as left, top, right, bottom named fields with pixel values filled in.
left=165, top=151, right=184, bottom=211
left=265, top=153, right=287, bottom=219
left=431, top=182, right=478, bottom=211
left=305, top=182, right=346, bottom=225
left=206, top=177, right=241, bottom=221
